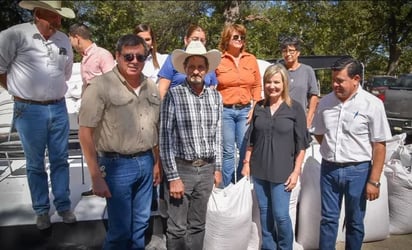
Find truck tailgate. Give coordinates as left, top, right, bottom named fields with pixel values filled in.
left=384, top=88, right=412, bottom=119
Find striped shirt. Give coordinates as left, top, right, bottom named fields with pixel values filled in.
left=160, top=81, right=223, bottom=181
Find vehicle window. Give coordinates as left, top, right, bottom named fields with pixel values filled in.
left=395, top=75, right=412, bottom=88
left=373, top=77, right=396, bottom=87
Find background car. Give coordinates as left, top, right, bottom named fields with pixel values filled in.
left=384, top=73, right=412, bottom=142
left=364, top=75, right=397, bottom=101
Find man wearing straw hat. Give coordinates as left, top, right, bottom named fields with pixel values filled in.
left=159, top=40, right=223, bottom=250
left=0, top=1, right=76, bottom=230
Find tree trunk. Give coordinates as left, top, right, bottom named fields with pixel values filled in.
left=224, top=0, right=240, bottom=25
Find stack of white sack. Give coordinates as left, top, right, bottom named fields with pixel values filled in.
left=384, top=133, right=412, bottom=235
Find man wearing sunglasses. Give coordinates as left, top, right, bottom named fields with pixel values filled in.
left=79, top=34, right=162, bottom=249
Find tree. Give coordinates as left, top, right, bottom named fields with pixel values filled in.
left=0, top=0, right=32, bottom=31
left=223, top=0, right=240, bottom=25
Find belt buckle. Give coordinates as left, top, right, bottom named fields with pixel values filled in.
left=192, top=159, right=206, bottom=167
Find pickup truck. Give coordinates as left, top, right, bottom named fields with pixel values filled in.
left=384, top=74, right=412, bottom=136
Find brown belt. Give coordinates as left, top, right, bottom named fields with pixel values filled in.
left=13, top=96, right=64, bottom=105
left=175, top=157, right=214, bottom=167
left=223, top=103, right=250, bottom=109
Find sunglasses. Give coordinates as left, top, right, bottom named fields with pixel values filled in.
left=122, top=53, right=147, bottom=62
left=232, top=35, right=245, bottom=41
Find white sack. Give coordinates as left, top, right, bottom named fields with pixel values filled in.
left=203, top=177, right=256, bottom=250
left=384, top=158, right=412, bottom=234
left=385, top=133, right=407, bottom=162
left=291, top=181, right=303, bottom=250
left=296, top=156, right=322, bottom=249
left=363, top=173, right=390, bottom=242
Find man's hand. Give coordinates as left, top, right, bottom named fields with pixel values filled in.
left=153, top=161, right=162, bottom=186
left=365, top=182, right=380, bottom=201
left=214, top=170, right=222, bottom=187
left=92, top=176, right=112, bottom=198
left=169, top=179, right=185, bottom=199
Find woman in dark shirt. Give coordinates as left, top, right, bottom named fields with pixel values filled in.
left=242, top=63, right=307, bottom=250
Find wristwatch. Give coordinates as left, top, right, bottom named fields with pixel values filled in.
left=368, top=180, right=381, bottom=188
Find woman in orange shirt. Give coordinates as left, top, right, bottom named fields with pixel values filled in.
left=216, top=24, right=262, bottom=187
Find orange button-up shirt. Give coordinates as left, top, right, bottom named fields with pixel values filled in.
left=216, top=51, right=262, bottom=105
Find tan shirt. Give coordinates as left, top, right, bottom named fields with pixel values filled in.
left=79, top=66, right=160, bottom=154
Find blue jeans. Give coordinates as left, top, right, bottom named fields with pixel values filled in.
left=100, top=151, right=154, bottom=250
left=253, top=177, right=293, bottom=250
left=13, top=100, right=71, bottom=215
left=319, top=160, right=370, bottom=250
left=165, top=161, right=215, bottom=250
left=222, top=106, right=250, bottom=187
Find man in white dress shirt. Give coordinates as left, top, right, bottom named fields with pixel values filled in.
left=0, top=1, right=77, bottom=230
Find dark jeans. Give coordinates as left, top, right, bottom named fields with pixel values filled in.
left=165, top=162, right=215, bottom=250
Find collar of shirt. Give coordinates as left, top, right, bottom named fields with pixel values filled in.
left=113, top=66, right=148, bottom=90
left=82, top=43, right=97, bottom=57
left=183, top=80, right=206, bottom=96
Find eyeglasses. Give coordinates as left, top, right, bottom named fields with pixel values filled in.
left=189, top=36, right=206, bottom=44
left=122, top=53, right=147, bottom=62
left=232, top=35, right=245, bottom=41
left=282, top=49, right=297, bottom=55
left=43, top=40, right=55, bottom=60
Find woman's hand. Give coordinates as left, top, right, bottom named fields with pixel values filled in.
left=284, top=171, right=299, bottom=192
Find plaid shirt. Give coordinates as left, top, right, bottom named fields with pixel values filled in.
left=160, top=81, right=223, bottom=181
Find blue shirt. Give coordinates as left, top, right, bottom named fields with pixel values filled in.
left=158, top=54, right=218, bottom=87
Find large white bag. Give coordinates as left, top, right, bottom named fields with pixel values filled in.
left=385, top=133, right=407, bottom=162
left=337, top=173, right=390, bottom=242
left=296, top=156, right=323, bottom=249
left=384, top=158, right=412, bottom=234
left=203, top=177, right=257, bottom=250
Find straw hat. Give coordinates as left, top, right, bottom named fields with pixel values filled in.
left=19, top=1, right=75, bottom=19
left=172, top=41, right=221, bottom=74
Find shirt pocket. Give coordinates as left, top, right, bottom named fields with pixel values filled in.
left=106, top=90, right=134, bottom=128
left=216, top=65, right=232, bottom=75
left=342, top=111, right=368, bottom=135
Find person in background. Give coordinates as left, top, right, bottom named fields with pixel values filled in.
left=160, top=40, right=222, bottom=250
left=311, top=57, right=392, bottom=250
left=242, top=64, right=307, bottom=250
left=68, top=23, right=116, bottom=197
left=68, top=23, right=115, bottom=93
left=78, top=34, right=162, bottom=249
left=215, top=23, right=261, bottom=187
left=0, top=0, right=76, bottom=230
left=280, top=36, right=319, bottom=128
left=134, top=23, right=167, bottom=83
left=157, top=24, right=218, bottom=99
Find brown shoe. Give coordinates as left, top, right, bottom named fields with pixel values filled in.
left=36, top=213, right=51, bottom=230
left=58, top=210, right=77, bottom=224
